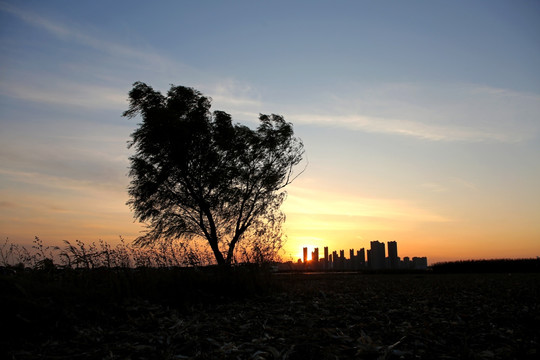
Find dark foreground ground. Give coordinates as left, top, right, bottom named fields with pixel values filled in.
left=1, top=269, right=539, bottom=359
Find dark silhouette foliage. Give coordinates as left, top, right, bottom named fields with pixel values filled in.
left=430, top=258, right=540, bottom=273
left=123, top=82, right=304, bottom=266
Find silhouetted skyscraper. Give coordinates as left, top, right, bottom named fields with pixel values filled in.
left=369, top=241, right=386, bottom=270
left=357, top=248, right=365, bottom=268
left=324, top=246, right=329, bottom=268
left=388, top=241, right=398, bottom=269
left=338, top=250, right=345, bottom=270
left=303, top=247, right=308, bottom=264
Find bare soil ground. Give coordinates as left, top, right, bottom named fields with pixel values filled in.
left=2, top=271, right=539, bottom=359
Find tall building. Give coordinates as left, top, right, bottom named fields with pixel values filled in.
left=357, top=248, right=366, bottom=268
left=388, top=241, right=398, bottom=269
left=324, top=247, right=329, bottom=269
left=303, top=247, right=308, bottom=264
left=349, top=249, right=355, bottom=270
left=313, top=248, right=319, bottom=263
left=369, top=241, right=386, bottom=270
left=338, top=250, right=345, bottom=270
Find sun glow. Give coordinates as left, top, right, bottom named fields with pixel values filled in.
left=280, top=181, right=454, bottom=261
left=291, top=238, right=327, bottom=262
left=282, top=184, right=451, bottom=224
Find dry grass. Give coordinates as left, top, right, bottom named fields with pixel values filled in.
left=0, top=237, right=216, bottom=269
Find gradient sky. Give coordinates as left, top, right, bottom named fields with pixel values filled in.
left=1, top=0, right=539, bottom=264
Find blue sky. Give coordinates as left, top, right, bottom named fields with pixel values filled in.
left=1, top=0, right=539, bottom=262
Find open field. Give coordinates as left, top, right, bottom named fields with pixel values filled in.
left=1, top=270, right=539, bottom=359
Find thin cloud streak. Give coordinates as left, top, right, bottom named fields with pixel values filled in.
left=288, top=83, right=540, bottom=143
left=0, top=2, right=171, bottom=69
left=421, top=183, right=449, bottom=193
left=290, top=113, right=513, bottom=142
left=0, top=168, right=126, bottom=194
left=0, top=4, right=260, bottom=116
left=2, top=78, right=127, bottom=110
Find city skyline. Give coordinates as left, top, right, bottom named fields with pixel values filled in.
left=294, top=240, right=428, bottom=271
left=1, top=1, right=539, bottom=264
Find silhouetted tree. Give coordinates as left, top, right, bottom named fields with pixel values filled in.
left=123, top=82, right=304, bottom=266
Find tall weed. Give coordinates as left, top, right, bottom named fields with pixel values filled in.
left=0, top=237, right=218, bottom=269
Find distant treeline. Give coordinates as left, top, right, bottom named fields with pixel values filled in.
left=430, top=258, right=540, bottom=273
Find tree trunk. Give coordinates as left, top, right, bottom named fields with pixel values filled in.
left=225, top=231, right=244, bottom=265
left=200, top=204, right=228, bottom=266
left=207, top=236, right=225, bottom=265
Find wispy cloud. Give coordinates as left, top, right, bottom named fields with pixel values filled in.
left=202, top=79, right=263, bottom=124
left=207, top=79, right=261, bottom=107
left=289, top=112, right=514, bottom=142
left=421, top=178, right=476, bottom=194
left=0, top=3, right=164, bottom=110
left=0, top=200, right=18, bottom=209
left=421, top=183, right=449, bottom=193
left=0, top=2, right=262, bottom=116
left=2, top=77, right=127, bottom=110
left=0, top=2, right=169, bottom=67
left=286, top=83, right=540, bottom=143
left=0, top=168, right=125, bottom=195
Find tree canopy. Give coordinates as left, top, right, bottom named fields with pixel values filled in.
left=123, top=82, right=304, bottom=266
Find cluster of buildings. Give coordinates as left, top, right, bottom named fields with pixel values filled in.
left=286, top=241, right=427, bottom=271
